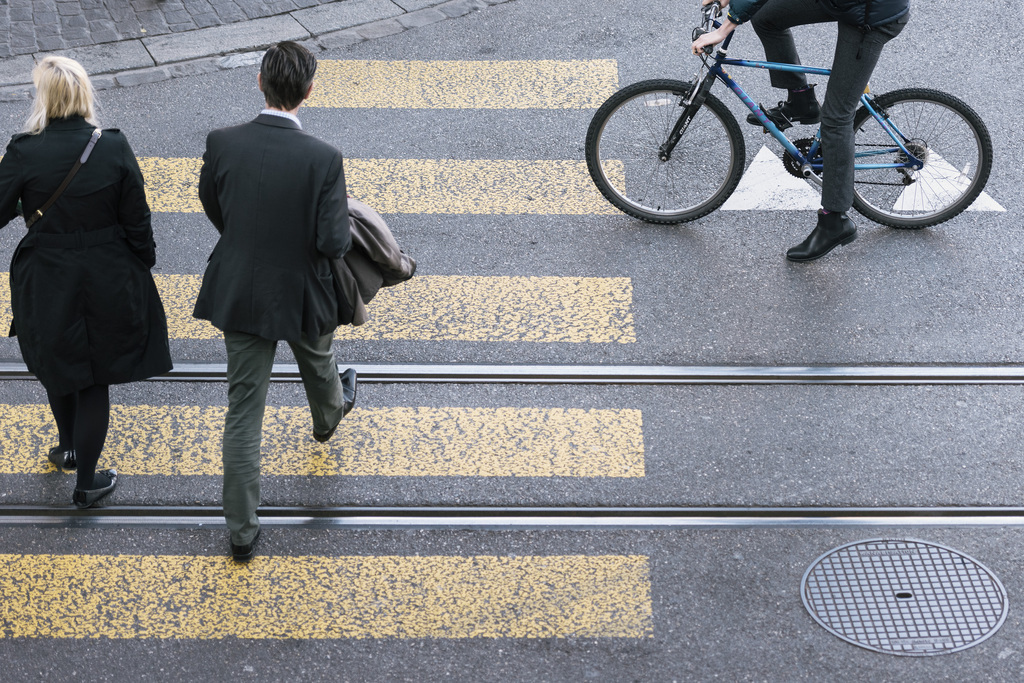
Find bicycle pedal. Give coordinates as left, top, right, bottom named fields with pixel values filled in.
left=761, top=121, right=793, bottom=133
left=753, top=112, right=793, bottom=132
left=770, top=117, right=794, bottom=132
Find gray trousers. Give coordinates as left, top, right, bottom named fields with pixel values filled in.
left=751, top=0, right=908, bottom=212
left=222, top=329, right=345, bottom=545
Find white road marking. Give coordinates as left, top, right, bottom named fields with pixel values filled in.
left=892, top=150, right=1005, bottom=213
left=721, top=146, right=1004, bottom=212
left=720, top=146, right=821, bottom=211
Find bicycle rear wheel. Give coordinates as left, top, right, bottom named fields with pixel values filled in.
left=852, top=88, right=992, bottom=229
left=585, top=79, right=745, bottom=224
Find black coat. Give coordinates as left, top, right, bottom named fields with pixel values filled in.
left=729, top=0, right=908, bottom=27
left=0, top=116, right=172, bottom=395
left=820, top=0, right=909, bottom=28
left=193, top=114, right=351, bottom=342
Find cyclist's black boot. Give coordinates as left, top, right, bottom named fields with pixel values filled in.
left=747, top=85, right=821, bottom=130
left=786, top=209, right=857, bottom=262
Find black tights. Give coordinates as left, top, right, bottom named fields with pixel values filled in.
left=47, top=384, right=110, bottom=490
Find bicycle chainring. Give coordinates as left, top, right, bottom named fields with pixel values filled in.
left=782, top=138, right=816, bottom=178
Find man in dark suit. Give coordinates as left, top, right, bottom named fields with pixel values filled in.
left=194, top=41, right=357, bottom=562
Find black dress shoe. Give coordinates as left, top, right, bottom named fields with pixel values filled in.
left=340, top=367, right=357, bottom=417
left=47, top=446, right=76, bottom=470
left=786, top=210, right=857, bottom=262
left=72, top=469, right=117, bottom=509
left=747, top=84, right=821, bottom=130
left=230, top=528, right=261, bottom=562
left=313, top=368, right=358, bottom=443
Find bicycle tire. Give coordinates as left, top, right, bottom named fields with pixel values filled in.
left=851, top=88, right=993, bottom=229
left=585, top=79, right=745, bottom=224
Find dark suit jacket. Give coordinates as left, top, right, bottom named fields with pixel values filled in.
left=193, top=114, right=351, bottom=341
left=0, top=116, right=172, bottom=394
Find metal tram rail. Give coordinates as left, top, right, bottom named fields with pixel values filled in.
left=4, top=361, right=1024, bottom=385
left=3, top=506, right=1024, bottom=528
left=4, top=360, right=1024, bottom=528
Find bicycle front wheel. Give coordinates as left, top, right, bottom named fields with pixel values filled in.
left=852, top=88, right=993, bottom=229
left=585, top=79, right=745, bottom=224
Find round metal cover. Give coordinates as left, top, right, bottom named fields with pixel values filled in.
left=801, top=539, right=1008, bottom=656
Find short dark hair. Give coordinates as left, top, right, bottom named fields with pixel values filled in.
left=260, top=42, right=317, bottom=110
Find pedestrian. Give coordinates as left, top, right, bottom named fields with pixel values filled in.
left=193, top=41, right=358, bottom=563
left=692, top=0, right=910, bottom=261
left=0, top=56, right=172, bottom=507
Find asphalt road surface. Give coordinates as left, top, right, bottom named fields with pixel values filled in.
left=1, top=0, right=1022, bottom=680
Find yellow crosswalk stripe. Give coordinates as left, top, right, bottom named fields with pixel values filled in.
left=307, top=59, right=619, bottom=109
left=0, top=403, right=645, bottom=477
left=0, top=553, right=653, bottom=639
left=1, top=273, right=635, bottom=343
left=137, top=157, right=622, bottom=214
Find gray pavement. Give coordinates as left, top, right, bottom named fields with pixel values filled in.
left=1, top=0, right=1023, bottom=679
left=0, top=0, right=514, bottom=96
left=2, top=525, right=1023, bottom=681
left=6, top=380, right=1024, bottom=509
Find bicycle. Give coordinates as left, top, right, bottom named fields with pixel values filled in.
left=585, top=2, right=992, bottom=228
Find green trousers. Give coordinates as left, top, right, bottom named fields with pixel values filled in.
left=222, top=330, right=345, bottom=545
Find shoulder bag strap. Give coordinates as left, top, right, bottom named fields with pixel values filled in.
left=24, top=128, right=102, bottom=229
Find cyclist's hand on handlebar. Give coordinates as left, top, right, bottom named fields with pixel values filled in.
left=691, top=23, right=734, bottom=55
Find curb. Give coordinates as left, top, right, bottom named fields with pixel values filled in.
left=0, top=0, right=514, bottom=102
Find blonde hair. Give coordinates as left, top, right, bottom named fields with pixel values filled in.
left=24, top=56, right=98, bottom=135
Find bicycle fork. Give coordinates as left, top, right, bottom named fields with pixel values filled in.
left=659, top=70, right=719, bottom=161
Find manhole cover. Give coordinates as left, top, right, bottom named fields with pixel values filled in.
left=801, top=539, right=1008, bottom=656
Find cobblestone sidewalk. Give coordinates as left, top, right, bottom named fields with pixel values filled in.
left=1, top=0, right=394, bottom=58
left=0, top=0, right=512, bottom=97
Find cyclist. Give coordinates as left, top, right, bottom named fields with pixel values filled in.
left=692, top=0, right=910, bottom=262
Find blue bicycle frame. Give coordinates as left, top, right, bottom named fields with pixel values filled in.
left=687, top=22, right=924, bottom=175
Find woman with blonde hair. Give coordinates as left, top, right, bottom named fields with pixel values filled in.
left=0, top=56, right=171, bottom=507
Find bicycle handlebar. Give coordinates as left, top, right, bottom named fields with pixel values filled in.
left=692, top=1, right=723, bottom=55
left=701, top=1, right=722, bottom=29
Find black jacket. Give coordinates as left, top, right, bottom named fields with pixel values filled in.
left=729, top=0, right=909, bottom=28
left=0, top=116, right=172, bottom=394
left=193, top=114, right=351, bottom=341
left=820, top=0, right=909, bottom=28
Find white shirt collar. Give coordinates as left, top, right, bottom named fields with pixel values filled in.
left=260, top=109, right=302, bottom=129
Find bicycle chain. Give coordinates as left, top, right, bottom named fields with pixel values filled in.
left=781, top=137, right=929, bottom=182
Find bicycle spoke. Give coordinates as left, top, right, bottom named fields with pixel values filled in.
left=852, top=89, right=991, bottom=228
left=586, top=80, right=744, bottom=222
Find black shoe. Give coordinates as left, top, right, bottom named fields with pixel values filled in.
left=340, top=368, right=357, bottom=417
left=47, top=446, right=76, bottom=470
left=313, top=368, right=358, bottom=442
left=230, top=528, right=261, bottom=562
left=786, top=210, right=857, bottom=262
left=72, top=469, right=117, bottom=509
left=747, top=84, right=821, bottom=130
